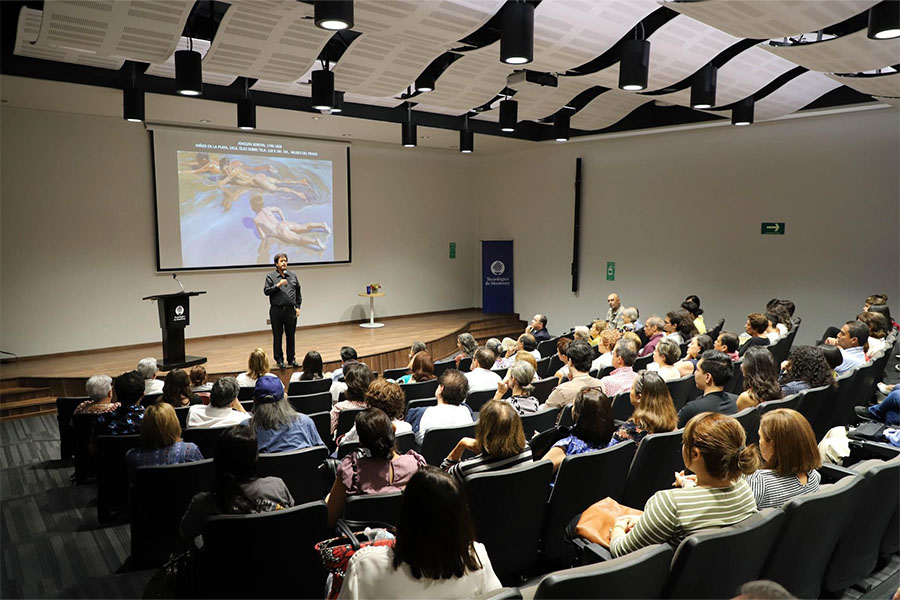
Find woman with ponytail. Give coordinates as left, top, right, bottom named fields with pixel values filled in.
left=609, top=412, right=759, bottom=557
left=327, top=408, right=426, bottom=526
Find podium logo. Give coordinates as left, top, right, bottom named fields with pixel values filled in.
left=490, top=261, right=505, bottom=276
left=175, top=305, right=185, bottom=316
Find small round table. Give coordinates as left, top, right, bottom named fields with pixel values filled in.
left=358, top=292, right=385, bottom=328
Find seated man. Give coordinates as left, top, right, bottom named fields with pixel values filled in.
left=545, top=340, right=602, bottom=408
left=417, top=369, right=474, bottom=444
left=187, top=377, right=250, bottom=428
left=526, top=314, right=551, bottom=342
left=248, top=374, right=324, bottom=453
left=499, top=333, right=541, bottom=368
left=739, top=313, right=770, bottom=356
left=677, top=350, right=738, bottom=428
left=93, top=370, right=145, bottom=437
left=638, top=317, right=665, bottom=357
left=714, top=331, right=740, bottom=362
left=826, top=320, right=869, bottom=375
left=465, top=347, right=503, bottom=393
left=599, top=339, right=639, bottom=398
left=856, top=388, right=900, bottom=425
left=331, top=346, right=358, bottom=382
left=137, top=357, right=164, bottom=396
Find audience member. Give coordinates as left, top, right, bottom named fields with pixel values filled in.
left=465, top=347, right=503, bottom=393
left=715, top=332, right=741, bottom=362
left=327, top=408, right=427, bottom=526
left=544, top=341, right=602, bottom=409
left=341, top=378, right=413, bottom=445
left=237, top=348, right=270, bottom=387
left=542, top=387, right=615, bottom=473
left=331, top=362, right=374, bottom=436
left=589, top=320, right=606, bottom=346
left=454, top=333, right=478, bottom=367
left=857, top=311, right=889, bottom=356
left=609, top=413, right=758, bottom=557
left=770, top=305, right=794, bottom=336
left=817, top=344, right=843, bottom=376
left=441, top=400, right=532, bottom=482
left=126, top=402, right=203, bottom=469
left=606, top=293, right=625, bottom=330
left=599, top=339, right=639, bottom=398
left=187, top=377, right=250, bottom=428
left=638, top=316, right=665, bottom=357
left=825, top=321, right=869, bottom=374
left=181, top=425, right=294, bottom=543
left=249, top=374, right=323, bottom=453
left=764, top=312, right=785, bottom=344
left=289, top=350, right=326, bottom=382
left=408, top=341, right=428, bottom=363
left=663, top=310, right=696, bottom=345
left=682, top=296, right=706, bottom=334
left=485, top=338, right=505, bottom=369
left=747, top=409, right=821, bottom=509
left=189, top=366, right=212, bottom=398
left=417, top=369, right=473, bottom=444
left=337, top=467, right=501, bottom=599
left=621, top=307, right=641, bottom=332
left=733, top=580, right=796, bottom=600
left=332, top=346, right=359, bottom=381
left=93, top=370, right=145, bottom=436
left=137, top=357, right=164, bottom=396
left=613, top=371, right=678, bottom=445
left=572, top=326, right=591, bottom=344
left=740, top=314, right=770, bottom=356
left=622, top=331, right=643, bottom=351
left=648, top=338, right=682, bottom=381
left=554, top=336, right=574, bottom=382
left=867, top=303, right=896, bottom=331
left=493, top=361, right=539, bottom=415
left=514, top=350, right=539, bottom=377
left=161, top=368, right=199, bottom=407
left=856, top=387, right=900, bottom=425
left=677, top=350, right=738, bottom=428
left=736, top=347, right=783, bottom=411
left=675, top=334, right=714, bottom=377
left=75, top=375, right=118, bottom=415
left=779, top=346, right=834, bottom=396
left=589, top=329, right=620, bottom=375
left=397, top=351, right=436, bottom=384
left=526, top=314, right=551, bottom=342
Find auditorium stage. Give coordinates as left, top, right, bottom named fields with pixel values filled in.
left=0, top=309, right=526, bottom=418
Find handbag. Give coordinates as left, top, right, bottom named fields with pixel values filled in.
left=316, top=519, right=396, bottom=600
left=574, top=497, right=643, bottom=549
left=848, top=421, right=888, bottom=442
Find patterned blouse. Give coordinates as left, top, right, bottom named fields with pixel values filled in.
left=553, top=434, right=615, bottom=456
left=74, top=401, right=120, bottom=415
left=612, top=420, right=649, bottom=445
left=93, top=404, right=145, bottom=436
left=126, top=441, right=204, bottom=469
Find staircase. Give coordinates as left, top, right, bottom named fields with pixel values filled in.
left=0, top=379, right=57, bottom=420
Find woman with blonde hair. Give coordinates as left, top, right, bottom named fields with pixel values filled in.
left=126, top=402, right=203, bottom=468
left=613, top=371, right=678, bottom=445
left=441, top=400, right=532, bottom=482
left=515, top=349, right=539, bottom=376
left=237, top=348, right=270, bottom=387
left=589, top=329, right=620, bottom=375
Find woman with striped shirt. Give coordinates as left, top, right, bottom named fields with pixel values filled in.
left=609, top=413, right=759, bottom=557
left=746, top=408, right=821, bottom=509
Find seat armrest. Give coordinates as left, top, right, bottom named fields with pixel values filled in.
left=582, top=542, right=613, bottom=564
left=819, top=462, right=857, bottom=484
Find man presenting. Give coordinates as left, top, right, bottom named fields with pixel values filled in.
left=264, top=253, right=302, bottom=369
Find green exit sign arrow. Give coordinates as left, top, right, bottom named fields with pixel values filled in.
left=761, top=222, right=785, bottom=235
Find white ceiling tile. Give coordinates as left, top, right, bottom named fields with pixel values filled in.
left=763, top=30, right=900, bottom=74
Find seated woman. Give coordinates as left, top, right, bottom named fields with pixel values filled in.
left=553, top=337, right=573, bottom=382
left=161, top=368, right=199, bottom=407
left=397, top=351, right=435, bottom=385
left=330, top=363, right=374, bottom=437
left=337, top=466, right=501, bottom=599
left=189, top=365, right=212, bottom=403
left=746, top=408, right=821, bottom=509
left=237, top=348, right=269, bottom=388
left=647, top=338, right=682, bottom=381
left=326, top=408, right=427, bottom=526
left=620, top=308, right=639, bottom=333
left=675, top=334, right=714, bottom=377
left=589, top=319, right=606, bottom=346
left=75, top=374, right=119, bottom=415
left=609, top=413, right=759, bottom=557
left=779, top=346, right=834, bottom=396
left=493, top=361, right=539, bottom=415
left=541, top=387, right=615, bottom=473
left=289, top=350, right=327, bottom=383
left=858, top=311, right=889, bottom=356
left=453, top=333, right=478, bottom=367
left=180, top=425, right=294, bottom=543
left=613, top=371, right=678, bottom=445
left=681, top=299, right=706, bottom=334
left=736, top=347, right=783, bottom=411
left=588, top=330, right=620, bottom=376
left=441, top=400, right=533, bottom=482
left=341, top=378, right=413, bottom=446
left=514, top=350, right=540, bottom=380
left=126, top=402, right=203, bottom=469
left=250, top=375, right=324, bottom=453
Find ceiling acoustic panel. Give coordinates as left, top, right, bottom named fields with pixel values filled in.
left=14, top=8, right=125, bottom=69
left=874, top=96, right=900, bottom=107
left=35, top=0, right=193, bottom=64
left=145, top=37, right=236, bottom=86
left=512, top=76, right=596, bottom=121
left=826, top=71, right=900, bottom=96
left=752, top=71, right=842, bottom=120
left=416, top=44, right=512, bottom=114
left=203, top=1, right=332, bottom=83
left=570, top=90, right=655, bottom=130
left=661, top=0, right=879, bottom=40
left=763, top=30, right=900, bottom=73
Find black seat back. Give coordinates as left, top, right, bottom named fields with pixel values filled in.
left=813, top=370, right=855, bottom=441
left=793, top=385, right=829, bottom=436
left=557, top=404, right=575, bottom=428
left=344, top=491, right=404, bottom=526
left=396, top=430, right=416, bottom=454
left=420, top=422, right=476, bottom=466
left=541, top=440, right=636, bottom=568
left=381, top=367, right=409, bottom=381
left=287, top=378, right=331, bottom=395
left=131, top=459, right=215, bottom=567
left=406, top=397, right=437, bottom=411
left=532, top=377, right=559, bottom=403
left=521, top=406, right=560, bottom=438
left=174, top=406, right=190, bottom=429
left=665, top=375, right=696, bottom=411
left=733, top=406, right=760, bottom=445
left=768, top=336, right=792, bottom=365
left=612, top=391, right=633, bottom=422
left=96, top=433, right=142, bottom=521
left=72, top=413, right=99, bottom=483
left=183, top=426, right=230, bottom=459
left=599, top=365, right=615, bottom=378
left=633, top=354, right=654, bottom=371
left=237, top=386, right=254, bottom=401
left=708, top=318, right=725, bottom=341
left=257, top=445, right=329, bottom=504
left=307, top=411, right=335, bottom=453
left=535, top=356, right=552, bottom=379
left=546, top=355, right=564, bottom=379
left=433, top=359, right=455, bottom=378
left=466, top=389, right=496, bottom=413
left=466, top=460, right=554, bottom=581
left=622, top=429, right=684, bottom=509
left=724, top=359, right=744, bottom=395
left=57, top=396, right=89, bottom=460
left=336, top=407, right=364, bottom=438
left=858, top=353, right=889, bottom=406
left=457, top=356, right=472, bottom=372
left=538, top=337, right=559, bottom=358
left=288, top=391, right=331, bottom=415
left=758, top=393, right=800, bottom=415
left=400, top=379, right=439, bottom=401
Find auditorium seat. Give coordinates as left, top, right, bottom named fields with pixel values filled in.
left=288, top=391, right=331, bottom=414
left=793, top=385, right=829, bottom=436
left=732, top=406, right=760, bottom=445
left=406, top=397, right=437, bottom=411
left=466, top=460, right=553, bottom=583
left=541, top=440, right=636, bottom=569
left=287, top=378, right=331, bottom=395
left=381, top=366, right=408, bottom=380
left=758, top=393, right=800, bottom=415
left=611, top=391, right=633, bottom=423
left=240, top=400, right=253, bottom=412
left=494, top=367, right=509, bottom=380
left=56, top=396, right=88, bottom=460
left=532, top=377, right=559, bottom=403
left=201, top=501, right=329, bottom=599
left=72, top=413, right=98, bottom=483
left=130, top=459, right=215, bottom=568
left=621, top=429, right=684, bottom=510
left=466, top=389, right=496, bottom=413
left=724, top=359, right=743, bottom=395
left=141, top=393, right=161, bottom=407
left=236, top=386, right=254, bottom=401
left=536, top=356, right=552, bottom=379
left=537, top=337, right=559, bottom=358
left=546, top=355, right=564, bottom=379
left=335, top=407, right=364, bottom=438
left=557, top=404, right=575, bottom=428
left=337, top=440, right=359, bottom=459
left=307, top=411, right=335, bottom=453
left=768, top=335, right=792, bottom=365
left=633, top=354, right=653, bottom=371
left=183, top=426, right=229, bottom=458
left=396, top=430, right=416, bottom=454
left=599, top=365, right=615, bottom=378
left=521, top=406, right=560, bottom=438
left=96, top=433, right=141, bottom=521
left=665, top=375, right=695, bottom=411
left=174, top=406, right=190, bottom=429
left=707, top=318, right=725, bottom=341
left=458, top=356, right=472, bottom=372
left=858, top=353, right=890, bottom=406
left=420, top=422, right=476, bottom=466
left=400, top=379, right=439, bottom=401
left=433, top=359, right=455, bottom=378
left=257, top=445, right=329, bottom=504
left=343, top=491, right=404, bottom=526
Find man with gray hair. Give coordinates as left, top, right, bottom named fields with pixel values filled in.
left=599, top=339, right=639, bottom=398
left=136, top=357, right=164, bottom=395
left=187, top=376, right=250, bottom=428
left=75, top=375, right=118, bottom=415
left=638, top=316, right=665, bottom=357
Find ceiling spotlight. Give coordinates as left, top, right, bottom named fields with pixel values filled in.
left=175, top=47, right=203, bottom=96
left=501, top=1, right=534, bottom=65
left=554, top=111, right=570, bottom=142
left=314, top=0, right=354, bottom=31
left=237, top=79, right=255, bottom=130
left=691, top=63, right=717, bottom=109
left=499, top=98, right=518, bottom=132
left=402, top=103, right=416, bottom=147
left=868, top=1, right=900, bottom=39
left=331, top=91, right=345, bottom=113
left=460, top=114, right=474, bottom=153
left=311, top=68, right=334, bottom=111
left=619, top=38, right=650, bottom=91
left=732, top=97, right=754, bottom=126
left=415, top=74, right=435, bottom=93
left=123, top=63, right=144, bottom=123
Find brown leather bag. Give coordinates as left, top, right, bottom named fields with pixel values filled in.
left=574, top=497, right=643, bottom=548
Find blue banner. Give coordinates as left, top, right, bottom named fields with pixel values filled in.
left=482, top=240, right=513, bottom=313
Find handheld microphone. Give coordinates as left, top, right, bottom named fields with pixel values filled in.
left=172, top=273, right=186, bottom=293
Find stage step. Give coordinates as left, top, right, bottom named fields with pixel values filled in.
left=0, top=396, right=58, bottom=420
left=1, top=386, right=53, bottom=402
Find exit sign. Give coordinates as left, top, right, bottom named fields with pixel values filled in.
left=761, top=222, right=785, bottom=235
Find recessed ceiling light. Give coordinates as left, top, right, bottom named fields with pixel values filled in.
left=341, top=133, right=351, bottom=137
left=312, top=116, right=322, bottom=120
left=199, top=119, right=211, bottom=123
left=420, top=135, right=430, bottom=139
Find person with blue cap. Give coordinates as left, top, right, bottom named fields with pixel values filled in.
left=247, top=374, right=324, bottom=453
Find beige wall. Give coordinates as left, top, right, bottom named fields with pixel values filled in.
left=474, top=107, right=900, bottom=345
left=1, top=107, right=478, bottom=356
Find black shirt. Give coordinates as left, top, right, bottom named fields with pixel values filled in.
left=264, top=269, right=302, bottom=309
left=677, top=390, right=738, bottom=428
left=738, top=336, right=769, bottom=357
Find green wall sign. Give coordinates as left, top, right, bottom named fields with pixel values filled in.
left=449, top=242, right=456, bottom=259
left=761, top=222, right=785, bottom=235
left=606, top=261, right=615, bottom=281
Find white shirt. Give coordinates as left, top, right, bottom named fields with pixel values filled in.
left=776, top=323, right=789, bottom=337
left=338, top=542, right=501, bottom=600
left=868, top=337, right=887, bottom=356
left=341, top=419, right=413, bottom=445
left=765, top=330, right=781, bottom=344
left=591, top=352, right=613, bottom=373
left=416, top=404, right=473, bottom=444
left=465, top=368, right=503, bottom=393
left=235, top=373, right=257, bottom=388
left=664, top=332, right=684, bottom=345
left=144, top=378, right=164, bottom=396
left=186, top=405, right=250, bottom=429
left=647, top=362, right=682, bottom=381
left=331, top=380, right=348, bottom=405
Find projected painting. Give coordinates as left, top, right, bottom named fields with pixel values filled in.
left=177, top=150, right=334, bottom=267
